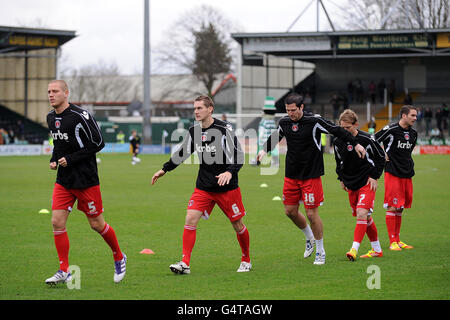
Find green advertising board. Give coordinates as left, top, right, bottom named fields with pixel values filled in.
left=337, top=34, right=429, bottom=50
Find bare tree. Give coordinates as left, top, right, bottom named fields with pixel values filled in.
left=332, top=0, right=450, bottom=30
left=193, top=23, right=232, bottom=96
left=153, top=5, right=241, bottom=96
left=61, top=60, right=133, bottom=102
left=399, top=0, right=450, bottom=28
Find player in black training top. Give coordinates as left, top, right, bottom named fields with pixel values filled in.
left=375, top=105, right=418, bottom=251
left=45, top=80, right=126, bottom=286
left=129, top=129, right=141, bottom=165
left=257, top=93, right=367, bottom=265
left=151, top=95, right=251, bottom=274
left=333, top=109, right=385, bottom=261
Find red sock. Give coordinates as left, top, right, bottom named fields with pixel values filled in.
left=100, top=224, right=123, bottom=261
left=53, top=228, right=69, bottom=272
left=395, top=213, right=402, bottom=243
left=366, top=217, right=378, bottom=242
left=386, top=211, right=397, bottom=244
left=236, top=225, right=250, bottom=263
left=353, top=219, right=367, bottom=244
left=182, top=225, right=197, bottom=266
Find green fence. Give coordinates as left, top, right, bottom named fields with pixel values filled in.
left=97, top=118, right=192, bottom=144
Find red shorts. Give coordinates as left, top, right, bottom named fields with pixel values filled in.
left=347, top=183, right=376, bottom=216
left=187, top=188, right=246, bottom=222
left=52, top=183, right=104, bottom=217
left=282, top=177, right=324, bottom=209
left=384, top=172, right=413, bottom=209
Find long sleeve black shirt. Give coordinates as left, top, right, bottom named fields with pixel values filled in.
left=333, top=130, right=386, bottom=191
left=375, top=122, right=417, bottom=178
left=47, top=103, right=105, bottom=189
left=162, top=118, right=244, bottom=192
left=263, top=114, right=359, bottom=180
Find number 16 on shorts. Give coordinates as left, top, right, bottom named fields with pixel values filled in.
left=302, top=190, right=323, bottom=209
left=304, top=193, right=315, bottom=206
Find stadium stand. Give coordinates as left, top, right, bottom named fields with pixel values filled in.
left=0, top=25, right=76, bottom=145
left=232, top=29, right=450, bottom=138
left=0, top=104, right=49, bottom=144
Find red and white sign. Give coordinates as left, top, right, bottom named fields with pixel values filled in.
left=418, top=145, right=450, bottom=155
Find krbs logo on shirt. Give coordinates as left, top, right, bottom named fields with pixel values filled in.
left=51, top=130, right=69, bottom=141
left=397, top=140, right=413, bottom=149
left=195, top=143, right=216, bottom=153
left=291, top=124, right=299, bottom=132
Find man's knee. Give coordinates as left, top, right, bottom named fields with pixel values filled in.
left=185, top=210, right=202, bottom=227
left=356, top=209, right=369, bottom=220
left=51, top=217, right=65, bottom=230
left=387, top=206, right=403, bottom=214
left=51, top=210, right=68, bottom=230
left=232, top=218, right=245, bottom=233
left=284, top=205, right=298, bottom=218
left=88, top=215, right=106, bottom=233
left=306, top=208, right=319, bottom=220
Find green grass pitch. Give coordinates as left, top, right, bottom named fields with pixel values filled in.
left=0, top=153, right=448, bottom=300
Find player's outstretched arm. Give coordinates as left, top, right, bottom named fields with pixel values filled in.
left=151, top=169, right=166, bottom=185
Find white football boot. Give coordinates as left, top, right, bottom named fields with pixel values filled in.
left=313, top=251, right=326, bottom=265
left=114, top=253, right=127, bottom=283
left=169, top=261, right=191, bottom=274
left=304, top=239, right=315, bottom=258
left=45, top=270, right=72, bottom=285
left=236, top=261, right=252, bottom=272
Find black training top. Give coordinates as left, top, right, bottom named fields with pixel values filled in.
left=263, top=114, right=358, bottom=180
left=334, top=130, right=386, bottom=191
left=375, top=122, right=417, bottom=178
left=47, top=103, right=104, bottom=189
left=162, top=118, right=244, bottom=192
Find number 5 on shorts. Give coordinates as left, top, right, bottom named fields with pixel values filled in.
left=88, top=201, right=97, bottom=214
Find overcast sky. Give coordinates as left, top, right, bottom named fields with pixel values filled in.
left=0, top=0, right=347, bottom=74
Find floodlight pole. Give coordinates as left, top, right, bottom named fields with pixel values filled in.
left=236, top=43, right=243, bottom=133
left=316, top=0, right=320, bottom=32
left=287, top=0, right=335, bottom=32
left=143, top=0, right=152, bottom=144
left=287, top=0, right=315, bottom=32
left=319, top=0, right=335, bottom=31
